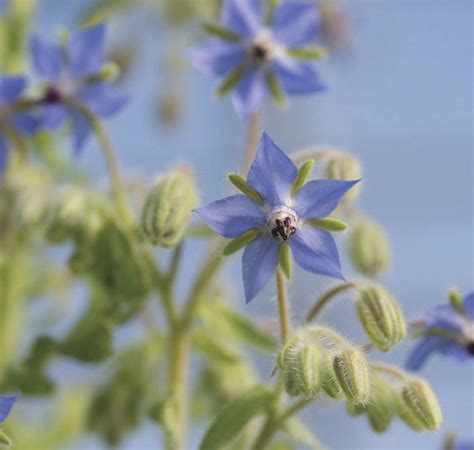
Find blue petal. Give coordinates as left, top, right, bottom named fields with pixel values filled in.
left=247, top=132, right=297, bottom=207
left=0, top=75, right=27, bottom=103
left=194, top=194, right=266, bottom=238
left=289, top=224, right=344, bottom=280
left=231, top=68, right=267, bottom=118
left=30, top=36, right=64, bottom=81
left=71, top=111, right=91, bottom=154
left=272, top=58, right=326, bottom=95
left=293, top=178, right=360, bottom=219
left=10, top=112, right=39, bottom=136
left=0, top=393, right=18, bottom=423
left=463, top=292, right=474, bottom=320
left=40, top=104, right=68, bottom=129
left=454, top=439, right=474, bottom=450
left=221, top=0, right=263, bottom=38
left=242, top=234, right=279, bottom=303
left=426, top=304, right=465, bottom=333
left=187, top=40, right=245, bottom=76
left=0, top=137, right=9, bottom=183
left=271, top=2, right=319, bottom=47
left=68, top=23, right=106, bottom=78
left=78, top=83, right=128, bottom=117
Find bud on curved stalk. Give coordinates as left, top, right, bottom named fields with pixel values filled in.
left=356, top=284, right=406, bottom=351
left=141, top=171, right=197, bottom=247
left=325, top=153, right=362, bottom=202
left=366, top=374, right=397, bottom=433
left=397, top=377, right=443, bottom=431
left=348, top=217, right=390, bottom=277
left=320, top=352, right=345, bottom=400
left=333, top=347, right=371, bottom=404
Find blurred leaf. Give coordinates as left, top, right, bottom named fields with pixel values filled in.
left=193, top=330, right=241, bottom=365
left=283, top=418, right=325, bottom=450
left=79, top=0, right=139, bottom=26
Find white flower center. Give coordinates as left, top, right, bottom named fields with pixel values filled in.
left=266, top=206, right=298, bottom=242
left=246, top=30, right=285, bottom=66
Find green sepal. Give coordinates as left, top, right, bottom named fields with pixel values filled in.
left=223, top=230, right=260, bottom=256
left=287, top=46, right=328, bottom=59
left=227, top=173, right=263, bottom=203
left=306, top=217, right=348, bottom=232
left=279, top=243, right=292, bottom=279
left=291, top=159, right=314, bottom=196
left=0, top=430, right=12, bottom=448
left=448, top=288, right=464, bottom=313
left=266, top=73, right=287, bottom=108
left=216, top=66, right=244, bottom=97
left=203, top=22, right=241, bottom=42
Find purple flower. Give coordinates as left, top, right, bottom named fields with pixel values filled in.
left=406, top=292, right=474, bottom=370
left=30, top=23, right=127, bottom=153
left=194, top=132, right=358, bottom=303
left=0, top=75, right=39, bottom=180
left=188, top=0, right=326, bottom=118
left=0, top=393, right=18, bottom=422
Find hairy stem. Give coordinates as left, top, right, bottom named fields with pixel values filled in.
left=372, top=362, right=408, bottom=382
left=276, top=267, right=290, bottom=342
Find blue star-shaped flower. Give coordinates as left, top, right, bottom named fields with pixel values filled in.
left=30, top=23, right=127, bottom=152
left=406, top=292, right=474, bottom=370
left=0, top=393, right=18, bottom=422
left=188, top=0, right=326, bottom=117
left=194, top=132, right=359, bottom=303
left=0, top=75, right=39, bottom=180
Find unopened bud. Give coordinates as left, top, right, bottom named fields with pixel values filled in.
left=0, top=430, right=12, bottom=448
left=356, top=284, right=406, bottom=352
left=366, top=374, right=396, bottom=433
left=141, top=171, right=197, bottom=247
left=348, top=217, right=390, bottom=277
left=397, top=377, right=443, bottom=431
left=321, top=353, right=345, bottom=400
left=325, top=153, right=362, bottom=202
left=346, top=401, right=366, bottom=416
left=333, top=347, right=370, bottom=404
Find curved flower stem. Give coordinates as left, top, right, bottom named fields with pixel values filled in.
left=305, top=281, right=358, bottom=323
left=244, top=111, right=262, bottom=171
left=276, top=267, right=290, bottom=342
left=372, top=362, right=408, bottom=382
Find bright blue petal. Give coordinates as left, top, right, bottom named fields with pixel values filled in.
left=68, top=23, right=106, bottom=78
left=231, top=68, right=267, bottom=118
left=246, top=132, right=297, bottom=207
left=187, top=40, right=245, bottom=76
left=271, top=2, right=319, bottom=47
left=0, top=75, right=27, bottom=103
left=78, top=83, right=128, bottom=117
left=272, top=58, right=326, bottom=95
left=9, top=112, right=39, bottom=136
left=242, top=234, right=279, bottom=303
left=0, top=393, right=18, bottom=422
left=426, top=304, right=465, bottom=333
left=40, top=104, right=67, bottom=129
left=463, top=292, right=474, bottom=319
left=0, top=137, right=9, bottom=183
left=289, top=224, right=344, bottom=280
left=71, top=111, right=91, bottom=154
left=405, top=336, right=452, bottom=371
left=293, top=178, right=360, bottom=219
left=221, top=0, right=263, bottom=38
left=30, top=36, right=64, bottom=81
left=194, top=194, right=266, bottom=238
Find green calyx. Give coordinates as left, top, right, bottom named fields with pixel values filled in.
left=203, top=22, right=241, bottom=42
left=216, top=66, right=244, bottom=97
left=0, top=430, right=12, bottom=448
left=227, top=173, right=263, bottom=203
left=266, top=73, right=287, bottom=108
left=287, top=46, right=328, bottom=59
left=305, top=217, right=348, bottom=232
left=448, top=287, right=464, bottom=314
left=290, top=160, right=314, bottom=196
left=223, top=229, right=260, bottom=256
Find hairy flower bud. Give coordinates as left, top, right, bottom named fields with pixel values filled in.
left=320, top=353, right=345, bottom=400
left=348, top=217, right=390, bottom=277
left=333, top=347, right=370, bottom=404
left=325, top=153, right=362, bottom=202
left=141, top=171, right=197, bottom=247
left=366, top=374, right=397, bottom=433
left=356, top=284, right=406, bottom=351
left=397, top=378, right=443, bottom=431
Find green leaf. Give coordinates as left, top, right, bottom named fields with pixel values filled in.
left=228, top=173, right=263, bottom=203
left=287, top=46, right=327, bottom=59
left=266, top=73, right=287, bottom=108
left=291, top=160, right=314, bottom=196
left=223, top=230, right=260, bottom=256
left=199, top=386, right=273, bottom=450
left=284, top=418, right=325, bottom=450
left=0, top=430, right=12, bottom=448
left=305, top=217, right=348, bottom=232
left=204, top=22, right=240, bottom=42
left=216, top=66, right=244, bottom=97
left=193, top=330, right=241, bottom=364
left=279, top=243, right=292, bottom=279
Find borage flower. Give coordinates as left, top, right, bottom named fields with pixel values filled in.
left=406, top=291, right=474, bottom=370
left=0, top=393, right=18, bottom=422
left=188, top=0, right=327, bottom=117
left=31, top=23, right=127, bottom=152
left=195, top=132, right=359, bottom=302
left=0, top=75, right=39, bottom=180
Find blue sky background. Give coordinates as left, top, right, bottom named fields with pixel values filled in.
left=2, top=0, right=472, bottom=448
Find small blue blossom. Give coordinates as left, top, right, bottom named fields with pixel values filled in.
left=0, top=75, right=39, bottom=180
left=453, top=439, right=474, bottom=450
left=0, top=393, right=18, bottom=422
left=194, top=132, right=358, bottom=303
left=406, top=292, right=474, bottom=370
left=188, top=0, right=326, bottom=118
left=30, top=23, right=127, bottom=153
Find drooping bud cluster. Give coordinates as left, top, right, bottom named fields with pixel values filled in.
left=141, top=170, right=197, bottom=247
left=365, top=374, right=397, bottom=433
left=356, top=284, right=406, bottom=351
left=325, top=152, right=362, bottom=202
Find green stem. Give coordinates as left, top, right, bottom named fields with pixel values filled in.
left=305, top=281, right=358, bottom=323
left=276, top=268, right=290, bottom=342
left=372, top=362, right=408, bottom=382
left=244, top=111, right=262, bottom=171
